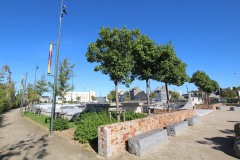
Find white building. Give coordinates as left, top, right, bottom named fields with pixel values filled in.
left=40, top=96, right=51, bottom=103
left=155, top=86, right=169, bottom=103
left=56, top=91, right=96, bottom=103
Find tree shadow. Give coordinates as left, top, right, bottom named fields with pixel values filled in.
left=196, top=129, right=237, bottom=158
left=0, top=115, right=4, bottom=127
left=0, top=115, right=12, bottom=129
left=0, top=134, right=49, bottom=159
left=228, top=120, right=239, bottom=123
left=219, top=129, right=234, bottom=134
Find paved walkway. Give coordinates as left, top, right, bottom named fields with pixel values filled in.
left=114, top=106, right=240, bottom=160
left=0, top=109, right=101, bottom=160
left=0, top=107, right=239, bottom=160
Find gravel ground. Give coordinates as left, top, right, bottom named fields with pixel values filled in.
left=0, top=106, right=239, bottom=160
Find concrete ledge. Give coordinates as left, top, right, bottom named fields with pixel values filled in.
left=216, top=106, right=225, bottom=110
left=230, top=107, right=240, bottom=111
left=128, top=129, right=168, bottom=157
left=234, top=136, right=240, bottom=158
left=234, top=122, right=240, bottom=137
left=166, top=121, right=188, bottom=136
left=186, top=115, right=201, bottom=126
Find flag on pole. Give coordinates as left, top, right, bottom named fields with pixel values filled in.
left=20, top=75, right=24, bottom=90
left=47, top=43, right=53, bottom=74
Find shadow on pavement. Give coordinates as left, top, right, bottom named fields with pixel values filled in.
left=89, top=138, right=98, bottom=153
left=0, top=134, right=49, bottom=160
left=196, top=129, right=237, bottom=158
left=228, top=120, right=239, bottom=123
left=0, top=114, right=12, bottom=129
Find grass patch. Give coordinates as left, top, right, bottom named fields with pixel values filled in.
left=24, top=111, right=50, bottom=128
left=24, top=111, right=76, bottom=130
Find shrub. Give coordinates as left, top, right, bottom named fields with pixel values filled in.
left=74, top=110, right=146, bottom=144
left=124, top=110, right=146, bottom=121
left=74, top=112, right=116, bottom=143
left=53, top=118, right=69, bottom=131
left=111, top=110, right=146, bottom=121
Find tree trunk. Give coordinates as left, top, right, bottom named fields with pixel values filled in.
left=146, top=79, right=150, bottom=115
left=115, top=81, right=120, bottom=122
left=165, top=82, right=170, bottom=111
left=206, top=92, right=209, bottom=106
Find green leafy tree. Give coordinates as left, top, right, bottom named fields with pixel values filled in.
left=0, top=65, right=16, bottom=113
left=150, top=92, right=157, bottom=101
left=191, top=71, right=219, bottom=105
left=124, top=93, right=130, bottom=102
left=153, top=42, right=189, bottom=110
left=58, top=59, right=74, bottom=106
left=48, top=58, right=75, bottom=106
left=35, top=75, right=49, bottom=104
left=91, top=95, right=96, bottom=101
left=26, top=83, right=38, bottom=110
left=76, top=96, right=81, bottom=102
left=220, top=88, right=237, bottom=99
left=107, top=90, right=116, bottom=102
left=132, top=34, right=157, bottom=115
left=86, top=27, right=139, bottom=122
left=169, top=91, right=180, bottom=100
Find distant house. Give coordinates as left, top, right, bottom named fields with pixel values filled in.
left=40, top=96, right=51, bottom=103
left=154, top=86, right=169, bottom=103
left=129, top=87, right=146, bottom=101
left=96, top=96, right=108, bottom=103
left=182, top=92, right=203, bottom=106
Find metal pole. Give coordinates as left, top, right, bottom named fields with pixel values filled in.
left=50, top=0, right=64, bottom=136
left=34, top=65, right=39, bottom=86
left=20, top=74, right=24, bottom=115
left=71, top=75, right=73, bottom=102
left=23, top=73, right=28, bottom=112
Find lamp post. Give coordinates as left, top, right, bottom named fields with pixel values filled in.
left=50, top=0, right=67, bottom=136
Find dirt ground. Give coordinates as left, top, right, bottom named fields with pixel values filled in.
left=0, top=106, right=239, bottom=160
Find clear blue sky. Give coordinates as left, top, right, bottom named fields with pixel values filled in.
left=1, top=0, right=240, bottom=97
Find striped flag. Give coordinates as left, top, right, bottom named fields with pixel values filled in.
left=47, top=43, right=53, bottom=74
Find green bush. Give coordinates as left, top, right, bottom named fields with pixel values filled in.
left=53, top=118, right=69, bottom=131
left=74, top=112, right=116, bottom=143
left=124, top=110, right=146, bottom=120
left=111, top=110, right=146, bottom=121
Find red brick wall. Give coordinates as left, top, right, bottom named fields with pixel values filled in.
left=98, top=109, right=195, bottom=157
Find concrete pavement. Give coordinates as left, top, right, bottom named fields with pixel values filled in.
left=0, top=106, right=239, bottom=160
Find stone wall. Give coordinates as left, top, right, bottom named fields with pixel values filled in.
left=98, top=109, right=195, bottom=157
left=196, top=103, right=223, bottom=109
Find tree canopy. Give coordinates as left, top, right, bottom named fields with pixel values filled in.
left=0, top=65, right=17, bottom=113
left=58, top=58, right=75, bottom=100
left=191, top=71, right=219, bottom=94
left=86, top=26, right=139, bottom=121
left=152, top=42, right=189, bottom=110
left=132, top=34, right=157, bottom=115
left=35, top=75, right=49, bottom=100
left=86, top=26, right=139, bottom=87
left=153, top=43, right=189, bottom=86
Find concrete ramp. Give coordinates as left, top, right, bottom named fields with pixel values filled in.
left=181, top=92, right=193, bottom=109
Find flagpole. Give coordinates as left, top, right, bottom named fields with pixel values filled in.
left=50, top=0, right=66, bottom=136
